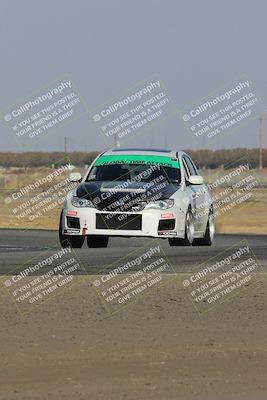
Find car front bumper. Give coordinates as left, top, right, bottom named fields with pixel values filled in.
left=61, top=207, right=186, bottom=238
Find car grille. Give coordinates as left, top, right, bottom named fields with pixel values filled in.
left=96, top=213, right=142, bottom=230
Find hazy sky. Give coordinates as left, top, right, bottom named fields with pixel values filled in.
left=0, top=0, right=267, bottom=152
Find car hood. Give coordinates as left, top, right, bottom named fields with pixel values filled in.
left=76, top=180, right=179, bottom=212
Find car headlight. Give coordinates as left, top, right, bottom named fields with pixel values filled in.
left=145, top=199, right=174, bottom=210
left=71, top=196, right=95, bottom=208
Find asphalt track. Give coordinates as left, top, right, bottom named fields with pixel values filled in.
left=0, top=229, right=266, bottom=275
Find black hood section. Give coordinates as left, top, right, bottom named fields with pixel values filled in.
left=76, top=180, right=179, bottom=212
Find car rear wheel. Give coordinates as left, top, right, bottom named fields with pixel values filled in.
left=87, top=235, right=109, bottom=248
left=192, top=209, right=215, bottom=246
left=168, top=209, right=194, bottom=246
left=59, top=211, right=85, bottom=248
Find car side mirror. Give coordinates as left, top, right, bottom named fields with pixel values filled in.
left=188, top=175, right=204, bottom=185
left=69, top=172, right=82, bottom=182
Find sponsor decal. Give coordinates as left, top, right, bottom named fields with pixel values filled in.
left=158, top=231, right=177, bottom=236
left=67, top=210, right=78, bottom=216
left=95, top=154, right=180, bottom=169
left=64, top=229, right=80, bottom=234
left=160, top=213, right=175, bottom=219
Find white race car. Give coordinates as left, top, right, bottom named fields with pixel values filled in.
left=59, top=148, right=215, bottom=248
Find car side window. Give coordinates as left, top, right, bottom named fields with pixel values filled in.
left=184, top=156, right=198, bottom=176
left=182, top=158, right=190, bottom=180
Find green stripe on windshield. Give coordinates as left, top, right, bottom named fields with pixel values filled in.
left=95, top=155, right=180, bottom=169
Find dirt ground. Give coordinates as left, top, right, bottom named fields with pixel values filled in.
left=1, top=274, right=267, bottom=400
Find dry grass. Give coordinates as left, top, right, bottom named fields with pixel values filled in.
left=0, top=168, right=266, bottom=234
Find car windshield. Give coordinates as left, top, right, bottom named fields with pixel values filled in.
left=86, top=162, right=181, bottom=184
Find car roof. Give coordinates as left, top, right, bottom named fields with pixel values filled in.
left=103, top=148, right=181, bottom=158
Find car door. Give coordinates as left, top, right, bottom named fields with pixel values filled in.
left=181, top=157, right=197, bottom=220
left=182, top=156, right=205, bottom=231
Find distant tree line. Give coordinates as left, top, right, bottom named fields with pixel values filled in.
left=0, top=149, right=266, bottom=169
left=0, top=152, right=99, bottom=168
left=186, top=148, right=267, bottom=169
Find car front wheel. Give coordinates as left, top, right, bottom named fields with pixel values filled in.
left=192, top=209, right=215, bottom=246
left=168, top=209, right=194, bottom=246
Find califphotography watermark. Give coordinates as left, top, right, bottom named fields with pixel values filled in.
left=91, top=240, right=174, bottom=315
left=182, top=240, right=264, bottom=314
left=3, top=156, right=79, bottom=227
left=1, top=75, right=86, bottom=148
left=91, top=77, right=174, bottom=146
left=179, top=77, right=265, bottom=142
left=192, top=159, right=261, bottom=222
left=1, top=245, right=86, bottom=315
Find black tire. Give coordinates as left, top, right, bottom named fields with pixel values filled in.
left=59, top=211, right=85, bottom=248
left=87, top=235, right=109, bottom=248
left=192, top=209, right=215, bottom=246
left=168, top=209, right=194, bottom=247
